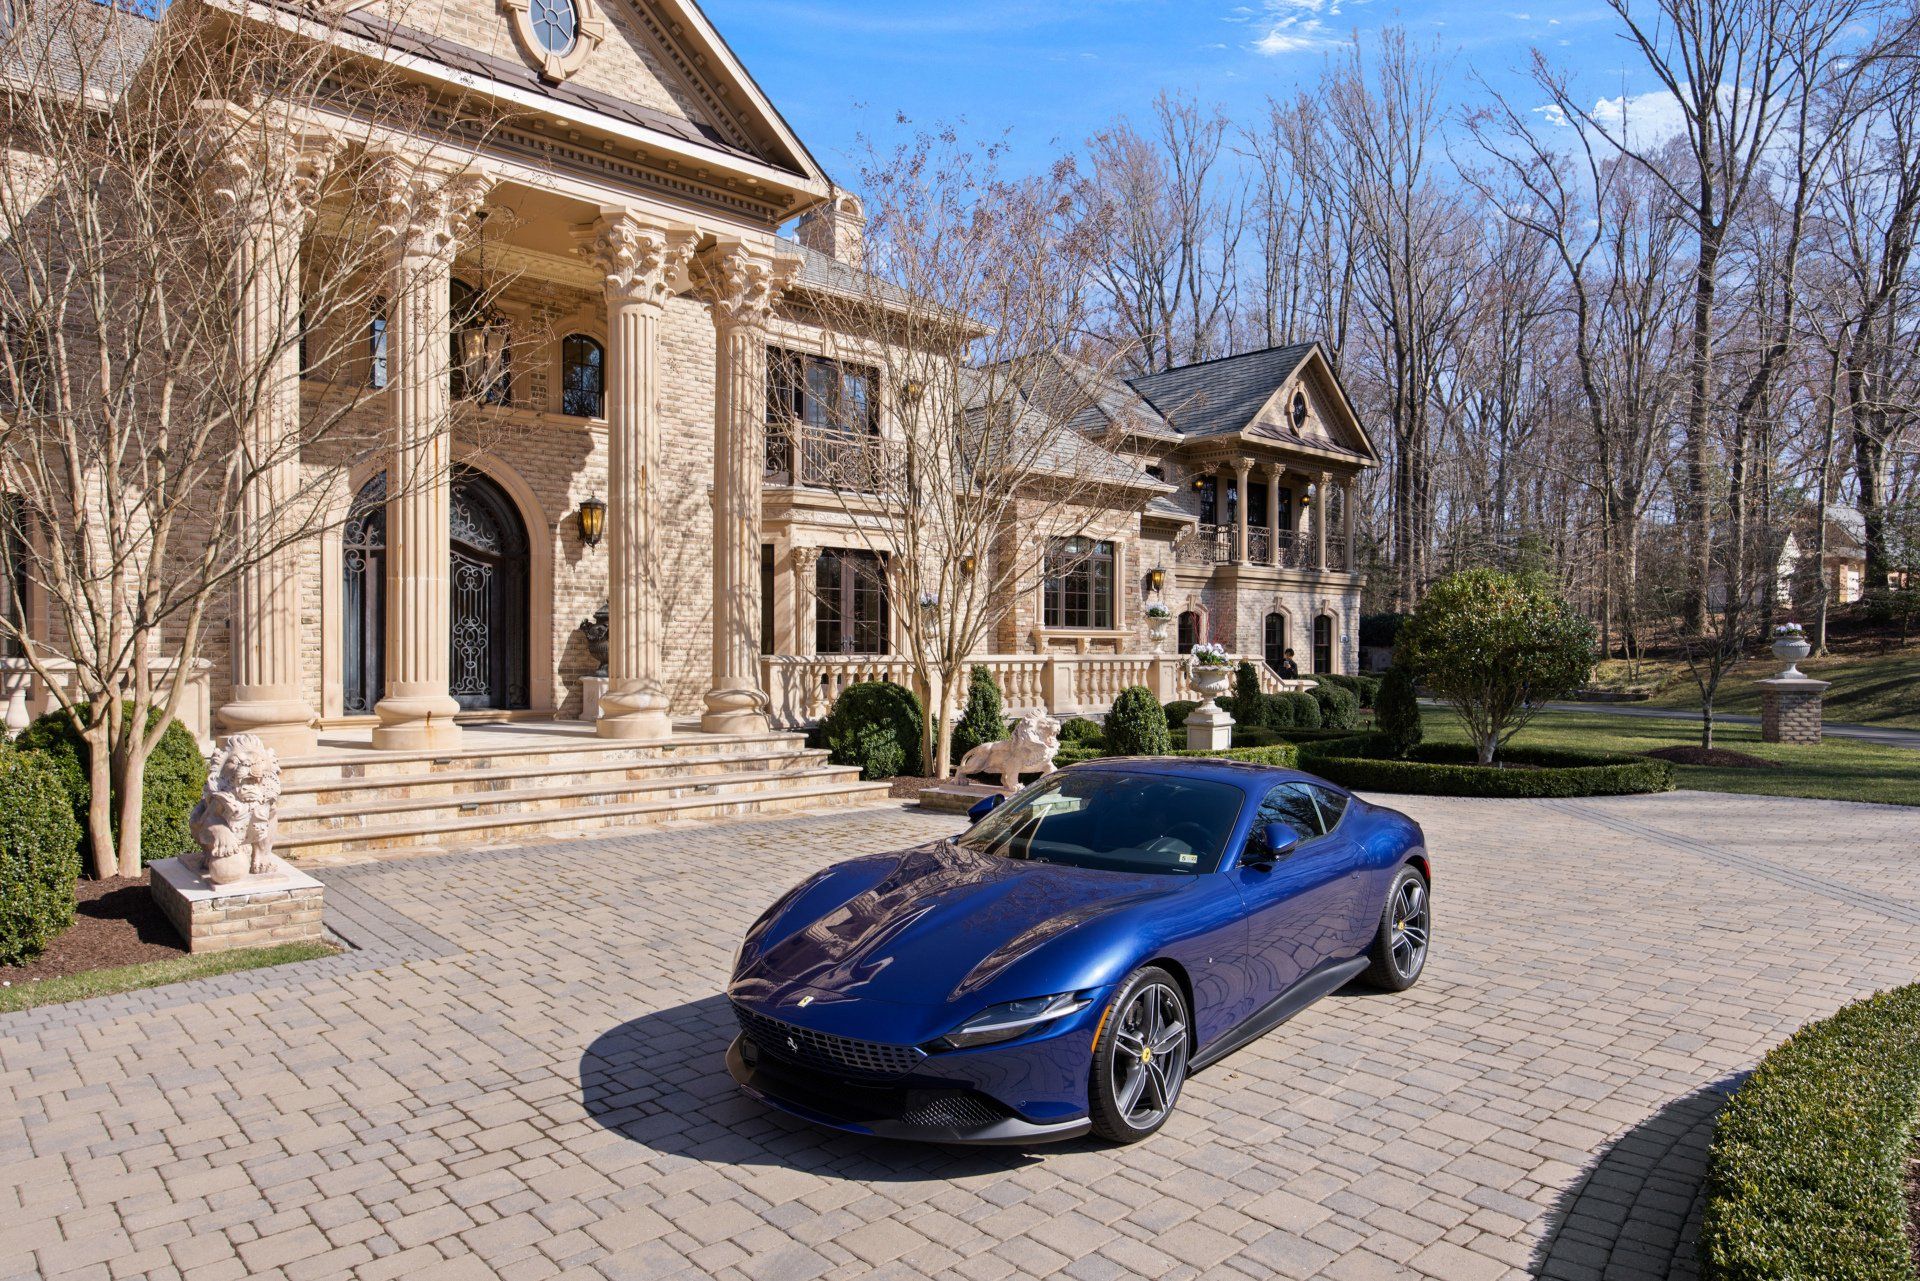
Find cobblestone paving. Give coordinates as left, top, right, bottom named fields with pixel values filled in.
left=3, top=791, right=1917, bottom=1281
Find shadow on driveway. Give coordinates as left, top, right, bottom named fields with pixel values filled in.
left=1531, top=1075, right=1743, bottom=1280
left=580, top=994, right=1105, bottom=1182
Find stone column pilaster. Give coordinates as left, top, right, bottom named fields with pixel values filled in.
left=1233, top=460, right=1252, bottom=565
left=591, top=216, right=697, bottom=740
left=207, top=121, right=333, bottom=757
left=1315, top=471, right=1332, bottom=571
left=1341, top=476, right=1356, bottom=572
left=370, top=156, right=490, bottom=752
left=692, top=243, right=795, bottom=735
left=791, top=546, right=821, bottom=654
left=1264, top=464, right=1282, bottom=568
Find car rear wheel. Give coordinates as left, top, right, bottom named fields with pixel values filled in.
left=1364, top=865, right=1431, bottom=991
left=1088, top=965, right=1190, bottom=1144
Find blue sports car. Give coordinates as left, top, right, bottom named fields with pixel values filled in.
left=727, top=758, right=1432, bottom=1145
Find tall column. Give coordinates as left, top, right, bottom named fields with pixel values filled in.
left=370, top=157, right=491, bottom=752
left=1233, top=460, right=1252, bottom=565
left=1341, top=476, right=1357, bottom=572
left=1315, top=471, right=1332, bottom=572
left=693, top=242, right=796, bottom=735
left=210, top=125, right=333, bottom=757
left=591, top=216, right=697, bottom=740
left=1264, top=464, right=1282, bottom=569
left=792, top=546, right=821, bottom=654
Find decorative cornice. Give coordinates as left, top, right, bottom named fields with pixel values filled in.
left=590, top=217, right=698, bottom=309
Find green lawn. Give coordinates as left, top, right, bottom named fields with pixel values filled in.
left=0, top=941, right=339, bottom=1014
left=1420, top=708, right=1920, bottom=808
left=1591, top=648, right=1920, bottom=729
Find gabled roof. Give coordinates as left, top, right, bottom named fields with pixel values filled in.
left=0, top=2, right=157, bottom=102
left=1022, top=352, right=1179, bottom=444
left=1126, top=343, right=1318, bottom=440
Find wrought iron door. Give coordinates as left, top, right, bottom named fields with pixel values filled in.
left=449, top=469, right=530, bottom=710
left=342, top=475, right=387, bottom=715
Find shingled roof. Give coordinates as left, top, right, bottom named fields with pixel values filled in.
left=1126, top=343, right=1317, bottom=440
left=1, top=2, right=157, bottom=102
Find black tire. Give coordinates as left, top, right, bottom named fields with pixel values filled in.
left=1364, top=864, right=1431, bottom=991
left=1088, top=965, right=1191, bottom=1144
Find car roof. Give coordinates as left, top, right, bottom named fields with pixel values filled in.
left=1058, top=756, right=1331, bottom=794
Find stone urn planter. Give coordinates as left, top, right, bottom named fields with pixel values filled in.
left=1184, top=661, right=1235, bottom=751
left=1189, top=664, right=1231, bottom=705
left=1772, top=634, right=1812, bottom=679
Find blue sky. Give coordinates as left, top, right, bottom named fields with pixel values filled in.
left=698, top=0, right=1671, bottom=179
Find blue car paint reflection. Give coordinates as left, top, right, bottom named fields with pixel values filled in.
left=726, top=758, right=1429, bottom=1144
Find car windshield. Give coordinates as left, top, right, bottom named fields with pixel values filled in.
left=958, top=770, right=1244, bottom=875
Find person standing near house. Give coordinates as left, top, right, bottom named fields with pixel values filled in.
left=1278, top=648, right=1301, bottom=679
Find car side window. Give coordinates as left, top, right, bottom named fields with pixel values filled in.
left=1309, top=785, right=1350, bottom=833
left=1255, top=783, right=1324, bottom=839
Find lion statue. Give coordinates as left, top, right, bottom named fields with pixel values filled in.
left=956, top=713, right=1061, bottom=791
left=188, top=734, right=284, bottom=886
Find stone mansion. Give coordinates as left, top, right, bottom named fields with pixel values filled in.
left=4, top=0, right=1375, bottom=771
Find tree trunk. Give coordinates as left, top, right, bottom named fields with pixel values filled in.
left=114, top=739, right=148, bottom=879
left=86, top=731, right=115, bottom=881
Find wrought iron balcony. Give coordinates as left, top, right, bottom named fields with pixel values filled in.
left=765, top=420, right=902, bottom=494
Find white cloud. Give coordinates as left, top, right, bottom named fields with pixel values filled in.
left=1536, top=88, right=1691, bottom=151
left=1236, top=0, right=1340, bottom=55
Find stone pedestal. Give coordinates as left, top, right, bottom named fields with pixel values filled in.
left=1759, top=677, right=1831, bottom=745
left=150, top=856, right=326, bottom=954
left=918, top=781, right=1011, bottom=815
left=579, top=676, right=607, bottom=724
left=1184, top=703, right=1234, bottom=752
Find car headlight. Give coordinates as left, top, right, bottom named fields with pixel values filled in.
left=931, top=992, right=1095, bottom=1051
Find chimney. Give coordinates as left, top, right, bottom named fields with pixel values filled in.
left=796, top=188, right=866, bottom=269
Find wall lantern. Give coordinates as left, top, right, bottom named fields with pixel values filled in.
left=960, top=554, right=978, bottom=578
left=1300, top=487, right=1314, bottom=509
left=1191, top=475, right=1206, bottom=492
left=577, top=496, right=607, bottom=548
left=902, top=379, right=928, bottom=404
left=1149, top=566, right=1167, bottom=593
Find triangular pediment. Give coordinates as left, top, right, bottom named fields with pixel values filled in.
left=1245, top=346, right=1379, bottom=465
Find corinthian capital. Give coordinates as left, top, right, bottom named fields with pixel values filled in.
left=691, top=242, right=797, bottom=330
left=191, top=106, right=336, bottom=235
left=368, top=152, right=493, bottom=267
left=592, top=217, right=698, bottom=310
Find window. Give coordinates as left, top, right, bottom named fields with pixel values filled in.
left=450, top=280, right=510, bottom=406
left=1, top=318, right=48, bottom=413
left=1314, top=614, right=1334, bottom=674
left=1264, top=613, right=1287, bottom=672
left=1177, top=610, right=1200, bottom=654
left=960, top=770, right=1245, bottom=875
left=1255, top=782, right=1324, bottom=839
left=0, top=495, right=25, bottom=658
left=1044, top=538, right=1114, bottom=631
left=769, top=349, right=878, bottom=435
left=760, top=544, right=775, bottom=656
left=368, top=306, right=388, bottom=389
left=529, top=0, right=577, bottom=52
left=1276, top=485, right=1294, bottom=532
left=815, top=549, right=889, bottom=655
left=1247, top=482, right=1269, bottom=529
left=1309, top=785, right=1349, bottom=831
left=1198, top=476, right=1217, bottom=526
left=561, top=334, right=604, bottom=418
left=1291, top=391, right=1308, bottom=429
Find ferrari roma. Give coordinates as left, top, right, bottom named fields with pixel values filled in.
left=726, top=758, right=1431, bottom=1145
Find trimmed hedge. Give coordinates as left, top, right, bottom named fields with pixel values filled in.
left=1105, top=686, right=1171, bottom=757
left=1162, top=700, right=1199, bottom=729
left=1285, top=691, right=1322, bottom=730
left=1311, top=683, right=1361, bottom=731
left=1315, top=673, right=1382, bottom=709
left=823, top=681, right=924, bottom=780
left=1049, top=742, right=1303, bottom=770
left=951, top=666, right=1007, bottom=766
left=1375, top=665, right=1424, bottom=758
left=0, top=748, right=83, bottom=966
left=1058, top=717, right=1105, bottom=748
left=15, top=703, right=204, bottom=869
left=1297, top=739, right=1674, bottom=798
left=1702, top=984, right=1920, bottom=1281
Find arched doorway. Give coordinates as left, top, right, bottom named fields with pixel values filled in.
left=449, top=468, right=531, bottom=710
left=340, top=467, right=532, bottom=716
left=1177, top=610, right=1200, bottom=655
left=1264, top=613, right=1287, bottom=673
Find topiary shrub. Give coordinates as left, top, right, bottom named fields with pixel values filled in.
left=950, top=666, right=1007, bottom=766
left=1286, top=691, right=1322, bottom=730
left=1261, top=692, right=1298, bottom=729
left=1058, top=717, right=1105, bottom=748
left=1351, top=675, right=1381, bottom=709
left=1162, top=700, right=1198, bottom=729
left=1105, top=686, right=1171, bottom=757
left=1312, top=683, right=1360, bottom=731
left=1375, top=665, right=1424, bottom=758
left=822, top=681, right=924, bottom=780
left=0, top=748, right=83, bottom=966
left=1702, top=983, right=1920, bottom=1281
left=1227, top=661, right=1267, bottom=726
left=15, top=703, right=204, bottom=871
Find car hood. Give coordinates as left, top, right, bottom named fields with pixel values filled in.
left=734, top=839, right=1180, bottom=1009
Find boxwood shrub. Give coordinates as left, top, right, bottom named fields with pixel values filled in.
left=0, top=748, right=83, bottom=965
left=1298, top=740, right=1673, bottom=798
left=1162, top=700, right=1199, bottom=728
left=15, top=703, right=204, bottom=869
left=822, top=681, right=924, bottom=780
left=1312, top=683, right=1361, bottom=731
left=1050, top=742, right=1302, bottom=769
left=1058, top=717, right=1105, bottom=748
left=1105, top=686, right=1171, bottom=757
left=1701, top=983, right=1920, bottom=1281
left=1285, top=691, right=1322, bottom=730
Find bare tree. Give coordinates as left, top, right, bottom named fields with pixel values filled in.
left=0, top=0, right=509, bottom=875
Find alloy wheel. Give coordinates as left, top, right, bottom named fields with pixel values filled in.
left=1109, top=980, right=1189, bottom=1129
left=1391, top=877, right=1430, bottom=978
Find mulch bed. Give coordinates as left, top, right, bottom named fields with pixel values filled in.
left=1, top=873, right=188, bottom=985
left=888, top=776, right=936, bottom=800
left=1643, top=746, right=1783, bottom=769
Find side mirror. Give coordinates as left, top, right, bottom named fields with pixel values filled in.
left=1245, top=822, right=1304, bottom=868
left=967, top=794, right=1005, bottom=823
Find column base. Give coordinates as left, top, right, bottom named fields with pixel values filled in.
left=372, top=688, right=463, bottom=753
left=702, top=686, right=770, bottom=736
left=216, top=691, right=318, bottom=758
left=599, top=681, right=673, bottom=740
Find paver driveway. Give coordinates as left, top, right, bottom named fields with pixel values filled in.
left=3, top=790, right=1917, bottom=1281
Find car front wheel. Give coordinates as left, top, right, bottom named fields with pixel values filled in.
left=1364, top=865, right=1431, bottom=991
left=1088, top=965, right=1190, bottom=1144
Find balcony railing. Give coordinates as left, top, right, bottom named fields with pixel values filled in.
left=1174, top=523, right=1234, bottom=566
left=765, top=420, right=902, bottom=494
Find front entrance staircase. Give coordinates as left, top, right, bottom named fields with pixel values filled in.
left=275, top=722, right=891, bottom=862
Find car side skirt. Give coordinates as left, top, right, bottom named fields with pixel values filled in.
left=1189, top=955, right=1369, bottom=1073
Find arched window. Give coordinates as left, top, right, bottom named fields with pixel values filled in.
left=368, top=305, right=388, bottom=389
left=1264, top=613, right=1287, bottom=673
left=0, top=493, right=27, bottom=659
left=561, top=334, right=604, bottom=418
left=1313, top=614, right=1335, bottom=674
left=450, top=279, right=510, bottom=406
left=1177, top=610, right=1200, bottom=655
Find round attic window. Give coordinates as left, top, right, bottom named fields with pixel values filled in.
left=1290, top=391, right=1309, bottom=430
left=530, top=0, right=577, bottom=53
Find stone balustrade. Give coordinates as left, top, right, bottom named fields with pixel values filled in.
left=1, top=655, right=214, bottom=747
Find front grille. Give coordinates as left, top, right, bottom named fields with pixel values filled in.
left=733, top=1003, right=925, bottom=1078
left=738, top=1040, right=1012, bottom=1131
left=898, top=1092, right=1011, bottom=1130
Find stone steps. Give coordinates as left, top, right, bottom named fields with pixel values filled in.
left=282, top=747, right=830, bottom=805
